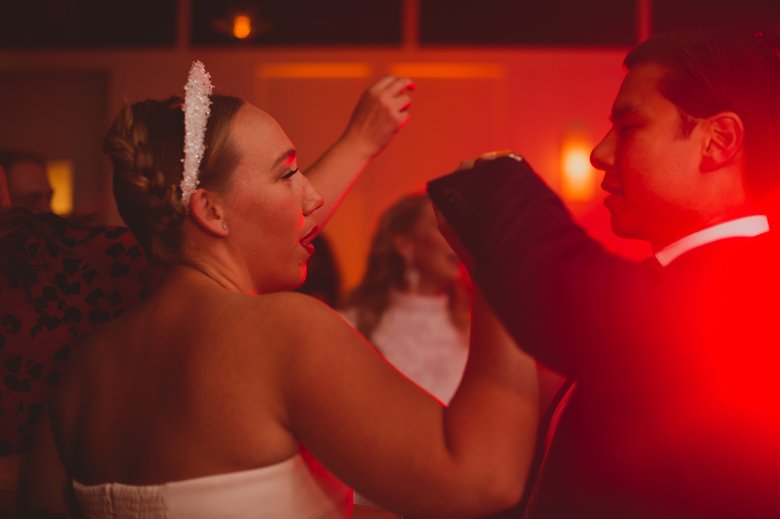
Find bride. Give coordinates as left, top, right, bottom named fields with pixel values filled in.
left=22, top=63, right=539, bottom=519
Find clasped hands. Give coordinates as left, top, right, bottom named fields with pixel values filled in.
left=434, top=150, right=524, bottom=273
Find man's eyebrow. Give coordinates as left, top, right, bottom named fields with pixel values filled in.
left=609, top=106, right=639, bottom=122
left=273, top=149, right=297, bottom=168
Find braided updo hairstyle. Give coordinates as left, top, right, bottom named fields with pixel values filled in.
left=104, top=94, right=244, bottom=264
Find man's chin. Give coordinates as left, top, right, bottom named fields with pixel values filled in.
left=609, top=215, right=647, bottom=242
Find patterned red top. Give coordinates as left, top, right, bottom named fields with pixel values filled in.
left=0, top=214, right=155, bottom=454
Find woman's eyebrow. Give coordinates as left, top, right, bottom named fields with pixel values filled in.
left=273, top=149, right=297, bottom=168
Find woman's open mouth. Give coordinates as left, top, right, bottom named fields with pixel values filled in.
left=300, top=226, right=318, bottom=254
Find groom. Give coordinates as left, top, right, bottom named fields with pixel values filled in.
left=429, top=30, right=780, bottom=519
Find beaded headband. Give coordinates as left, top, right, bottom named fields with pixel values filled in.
left=180, top=60, right=214, bottom=211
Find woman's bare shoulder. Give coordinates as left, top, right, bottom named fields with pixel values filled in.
left=204, top=291, right=369, bottom=392
left=247, top=291, right=352, bottom=335
left=238, top=292, right=368, bottom=358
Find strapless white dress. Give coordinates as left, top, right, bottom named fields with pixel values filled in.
left=73, top=449, right=353, bottom=519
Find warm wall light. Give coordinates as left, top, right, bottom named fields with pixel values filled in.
left=258, top=62, right=373, bottom=78
left=46, top=160, right=73, bottom=215
left=388, top=62, right=506, bottom=78
left=212, top=5, right=271, bottom=41
left=232, top=14, right=252, bottom=39
left=561, top=129, right=596, bottom=202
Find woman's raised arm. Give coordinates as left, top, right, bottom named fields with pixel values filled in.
left=277, top=291, right=539, bottom=519
left=306, top=75, right=414, bottom=227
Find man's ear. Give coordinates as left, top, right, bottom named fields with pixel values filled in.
left=188, top=188, right=228, bottom=237
left=701, top=111, right=744, bottom=172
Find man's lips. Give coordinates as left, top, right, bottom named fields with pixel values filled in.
left=300, top=226, right=318, bottom=254
left=601, top=182, right=623, bottom=195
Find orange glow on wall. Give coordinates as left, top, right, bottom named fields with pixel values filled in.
left=258, top=63, right=373, bottom=78
left=46, top=160, right=73, bottom=215
left=561, top=132, right=596, bottom=202
left=232, top=15, right=252, bottom=39
left=388, top=62, right=506, bottom=78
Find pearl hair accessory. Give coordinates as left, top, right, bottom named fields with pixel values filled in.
left=180, top=60, right=214, bottom=212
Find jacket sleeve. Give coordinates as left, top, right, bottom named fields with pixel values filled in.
left=427, top=157, right=680, bottom=380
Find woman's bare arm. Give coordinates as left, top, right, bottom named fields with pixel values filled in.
left=306, top=74, right=414, bottom=227
left=23, top=286, right=537, bottom=519
left=275, top=291, right=539, bottom=519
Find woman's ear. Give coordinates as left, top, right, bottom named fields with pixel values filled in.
left=188, top=188, right=228, bottom=237
left=701, top=111, right=744, bottom=172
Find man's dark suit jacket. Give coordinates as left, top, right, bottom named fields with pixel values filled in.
left=428, top=157, right=780, bottom=519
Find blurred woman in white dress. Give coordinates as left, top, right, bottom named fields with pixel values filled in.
left=342, top=194, right=471, bottom=405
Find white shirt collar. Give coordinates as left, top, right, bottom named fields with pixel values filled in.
left=654, top=215, right=769, bottom=267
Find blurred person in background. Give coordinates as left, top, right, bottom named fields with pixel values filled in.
left=342, top=193, right=472, bottom=405
left=0, top=151, right=53, bottom=214
left=0, top=165, right=10, bottom=209
left=0, top=163, right=154, bottom=517
left=341, top=193, right=474, bottom=509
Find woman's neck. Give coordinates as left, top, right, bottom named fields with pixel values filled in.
left=178, top=229, right=257, bottom=293
left=165, top=261, right=248, bottom=294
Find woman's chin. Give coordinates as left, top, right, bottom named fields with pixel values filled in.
left=285, top=266, right=307, bottom=292
left=254, top=271, right=306, bottom=294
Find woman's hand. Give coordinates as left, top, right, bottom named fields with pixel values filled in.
left=437, top=150, right=524, bottom=272
left=306, top=75, right=415, bottom=227
left=341, top=75, right=415, bottom=160
left=457, top=150, right=523, bottom=171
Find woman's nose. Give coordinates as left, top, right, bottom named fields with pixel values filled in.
left=300, top=175, right=324, bottom=215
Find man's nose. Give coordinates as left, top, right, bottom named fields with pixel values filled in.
left=590, top=131, right=615, bottom=171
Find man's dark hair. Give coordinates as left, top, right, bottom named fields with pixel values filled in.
left=625, top=30, right=780, bottom=201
